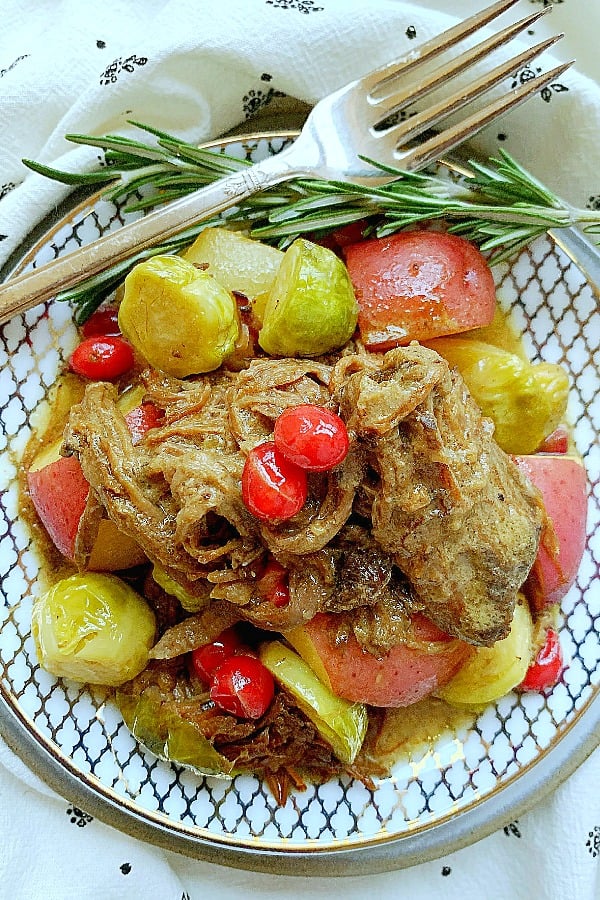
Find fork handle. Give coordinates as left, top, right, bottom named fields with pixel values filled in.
left=0, top=148, right=303, bottom=325
left=548, top=226, right=600, bottom=300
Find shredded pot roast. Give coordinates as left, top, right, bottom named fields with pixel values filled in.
left=62, top=343, right=544, bottom=788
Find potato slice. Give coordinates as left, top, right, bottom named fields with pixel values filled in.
left=437, top=600, right=533, bottom=708
left=183, top=226, right=284, bottom=310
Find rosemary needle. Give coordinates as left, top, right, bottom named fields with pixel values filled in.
left=21, top=121, right=600, bottom=322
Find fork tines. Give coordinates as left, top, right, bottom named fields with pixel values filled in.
left=364, top=0, right=572, bottom=171
left=401, top=58, right=573, bottom=172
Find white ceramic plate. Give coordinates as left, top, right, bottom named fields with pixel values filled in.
left=0, top=133, right=598, bottom=875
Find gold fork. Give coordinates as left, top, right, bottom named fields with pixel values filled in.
left=0, top=0, right=570, bottom=325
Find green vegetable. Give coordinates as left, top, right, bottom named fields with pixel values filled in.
left=116, top=688, right=233, bottom=777
left=258, top=239, right=358, bottom=357
left=428, top=337, right=569, bottom=454
left=118, top=255, right=239, bottom=376
left=32, top=573, right=156, bottom=686
left=259, top=640, right=367, bottom=765
left=151, top=562, right=210, bottom=613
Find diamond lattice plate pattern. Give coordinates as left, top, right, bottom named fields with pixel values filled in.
left=0, top=137, right=598, bottom=856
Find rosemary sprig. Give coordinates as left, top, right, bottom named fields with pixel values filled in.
left=22, top=121, right=600, bottom=322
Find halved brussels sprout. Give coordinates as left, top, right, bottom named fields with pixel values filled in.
left=118, top=255, right=239, bottom=376
left=116, top=689, right=233, bottom=778
left=437, top=600, right=533, bottom=708
left=258, top=238, right=358, bottom=357
left=260, top=640, right=367, bottom=765
left=426, top=337, right=569, bottom=454
left=32, top=573, right=156, bottom=686
left=151, top=562, right=210, bottom=613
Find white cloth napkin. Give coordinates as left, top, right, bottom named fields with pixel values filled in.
left=1, top=1, right=599, bottom=898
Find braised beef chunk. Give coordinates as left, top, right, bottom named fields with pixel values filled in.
left=211, top=692, right=346, bottom=779
left=64, top=345, right=542, bottom=650
left=150, top=600, right=241, bottom=660
left=331, top=346, right=543, bottom=645
left=346, top=578, right=420, bottom=655
left=326, top=523, right=395, bottom=613
left=64, top=381, right=209, bottom=582
left=142, top=572, right=186, bottom=637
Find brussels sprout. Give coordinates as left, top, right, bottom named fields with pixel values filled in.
left=260, top=640, right=367, bottom=765
left=32, top=573, right=156, bottom=686
left=116, top=689, right=234, bottom=778
left=437, top=600, right=533, bottom=708
left=151, top=562, right=210, bottom=613
left=427, top=337, right=569, bottom=454
left=258, top=238, right=358, bottom=357
left=118, top=255, right=240, bottom=377
left=183, top=226, right=284, bottom=313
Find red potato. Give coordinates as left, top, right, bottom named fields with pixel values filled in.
left=27, top=455, right=147, bottom=570
left=27, top=455, right=90, bottom=559
left=27, top=458, right=146, bottom=571
left=514, top=454, right=587, bottom=611
left=27, top=398, right=161, bottom=570
left=344, top=231, right=496, bottom=349
left=286, top=612, right=474, bottom=708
